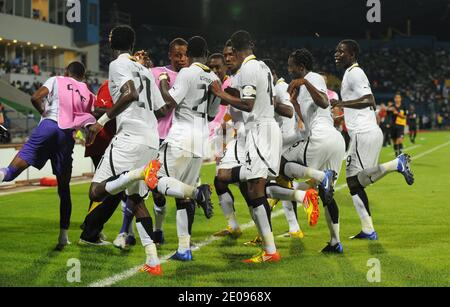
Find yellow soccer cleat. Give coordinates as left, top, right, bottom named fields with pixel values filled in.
left=303, top=188, right=320, bottom=227
left=143, top=160, right=161, bottom=190
left=243, top=236, right=263, bottom=247
left=213, top=225, right=242, bottom=239
left=268, top=198, right=279, bottom=209
left=287, top=230, right=305, bottom=239
left=243, top=249, right=281, bottom=263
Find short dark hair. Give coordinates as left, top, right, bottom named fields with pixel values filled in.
left=290, top=49, right=314, bottom=71
left=340, top=39, right=360, bottom=59
left=187, top=36, right=208, bottom=58
left=225, top=39, right=233, bottom=48
left=110, top=25, right=135, bottom=51
left=230, top=30, right=254, bottom=51
left=169, top=37, right=188, bottom=52
left=208, top=53, right=225, bottom=65
left=66, top=61, right=85, bottom=79
left=262, top=58, right=277, bottom=74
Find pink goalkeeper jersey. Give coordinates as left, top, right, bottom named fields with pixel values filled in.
left=327, top=89, right=339, bottom=101
left=56, top=76, right=96, bottom=130
left=151, top=65, right=179, bottom=140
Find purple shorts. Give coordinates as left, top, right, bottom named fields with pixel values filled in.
left=18, top=119, right=75, bottom=177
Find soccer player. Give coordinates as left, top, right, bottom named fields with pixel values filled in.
left=390, top=93, right=407, bottom=156
left=332, top=39, right=414, bottom=241
left=154, top=36, right=219, bottom=261
left=283, top=49, right=346, bottom=253
left=212, top=41, right=248, bottom=239
left=211, top=30, right=284, bottom=263
left=263, top=58, right=305, bottom=239
left=146, top=38, right=188, bottom=246
left=0, top=61, right=96, bottom=251
left=408, top=104, right=418, bottom=144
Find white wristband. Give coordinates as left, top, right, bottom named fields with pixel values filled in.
left=159, top=73, right=168, bottom=81
left=97, top=113, right=111, bottom=127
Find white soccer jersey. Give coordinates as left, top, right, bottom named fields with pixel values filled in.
left=108, top=53, right=165, bottom=149
left=240, top=55, right=275, bottom=125
left=41, top=76, right=59, bottom=122
left=340, top=63, right=378, bottom=135
left=228, top=70, right=248, bottom=143
left=297, top=72, right=334, bottom=136
left=164, top=62, right=220, bottom=157
left=273, top=78, right=296, bottom=138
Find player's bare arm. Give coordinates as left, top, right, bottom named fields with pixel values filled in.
left=331, top=94, right=375, bottom=110
left=288, top=78, right=329, bottom=109
left=274, top=98, right=293, bottom=118
left=211, top=80, right=254, bottom=112
left=86, top=80, right=138, bottom=146
left=154, top=74, right=178, bottom=119
left=30, top=86, right=49, bottom=115
left=288, top=88, right=304, bottom=123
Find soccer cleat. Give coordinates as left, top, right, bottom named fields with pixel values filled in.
left=113, top=233, right=130, bottom=250
left=213, top=225, right=242, bottom=239
left=350, top=231, right=378, bottom=240
left=143, top=160, right=161, bottom=190
left=397, top=153, right=414, bottom=185
left=303, top=188, right=320, bottom=227
left=140, top=264, right=163, bottom=276
left=321, top=242, right=344, bottom=254
left=243, top=236, right=263, bottom=247
left=153, top=230, right=165, bottom=245
left=268, top=198, right=280, bottom=209
left=195, top=184, right=214, bottom=219
left=243, top=250, right=281, bottom=263
left=283, top=230, right=305, bottom=239
left=78, top=238, right=112, bottom=246
left=318, top=170, right=337, bottom=204
left=169, top=250, right=193, bottom=261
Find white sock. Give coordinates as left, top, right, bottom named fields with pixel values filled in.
left=136, top=221, right=154, bottom=246
left=351, top=194, right=375, bottom=234
left=176, top=209, right=190, bottom=253
left=282, top=201, right=300, bottom=233
left=153, top=204, right=166, bottom=231
left=157, top=177, right=196, bottom=199
left=105, top=169, right=143, bottom=195
left=252, top=205, right=276, bottom=254
left=128, top=220, right=134, bottom=236
left=218, top=192, right=239, bottom=230
left=381, top=158, right=399, bottom=172
left=265, top=185, right=296, bottom=201
left=144, top=243, right=160, bottom=266
left=284, top=162, right=325, bottom=182
left=324, top=206, right=340, bottom=245
left=295, top=181, right=312, bottom=191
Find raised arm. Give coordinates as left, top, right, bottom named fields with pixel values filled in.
left=210, top=80, right=254, bottom=112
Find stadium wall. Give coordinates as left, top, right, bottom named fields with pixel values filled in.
left=0, top=144, right=94, bottom=186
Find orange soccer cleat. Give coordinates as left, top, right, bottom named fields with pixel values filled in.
left=143, top=160, right=161, bottom=190
left=303, top=188, right=320, bottom=227
left=140, top=264, right=163, bottom=276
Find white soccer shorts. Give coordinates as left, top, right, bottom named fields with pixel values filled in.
left=346, top=128, right=383, bottom=178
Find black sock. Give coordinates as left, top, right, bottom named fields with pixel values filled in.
left=357, top=189, right=371, bottom=216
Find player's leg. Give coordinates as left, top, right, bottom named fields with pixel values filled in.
left=128, top=195, right=161, bottom=276
left=0, top=154, right=29, bottom=183
left=152, top=191, right=167, bottom=244
left=347, top=131, right=381, bottom=240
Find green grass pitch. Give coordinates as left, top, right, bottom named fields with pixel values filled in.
left=0, top=131, right=449, bottom=287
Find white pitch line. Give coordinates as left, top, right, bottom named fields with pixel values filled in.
left=411, top=140, right=450, bottom=160
left=88, top=183, right=349, bottom=287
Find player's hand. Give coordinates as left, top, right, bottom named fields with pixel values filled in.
left=330, top=99, right=342, bottom=108
left=85, top=122, right=103, bottom=147
left=289, top=88, right=299, bottom=104
left=287, top=78, right=305, bottom=96
left=159, top=72, right=170, bottom=83
left=210, top=80, right=223, bottom=97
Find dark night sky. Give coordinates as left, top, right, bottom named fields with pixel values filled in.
left=100, top=0, right=450, bottom=41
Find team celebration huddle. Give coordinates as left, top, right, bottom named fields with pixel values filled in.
left=0, top=25, right=415, bottom=277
